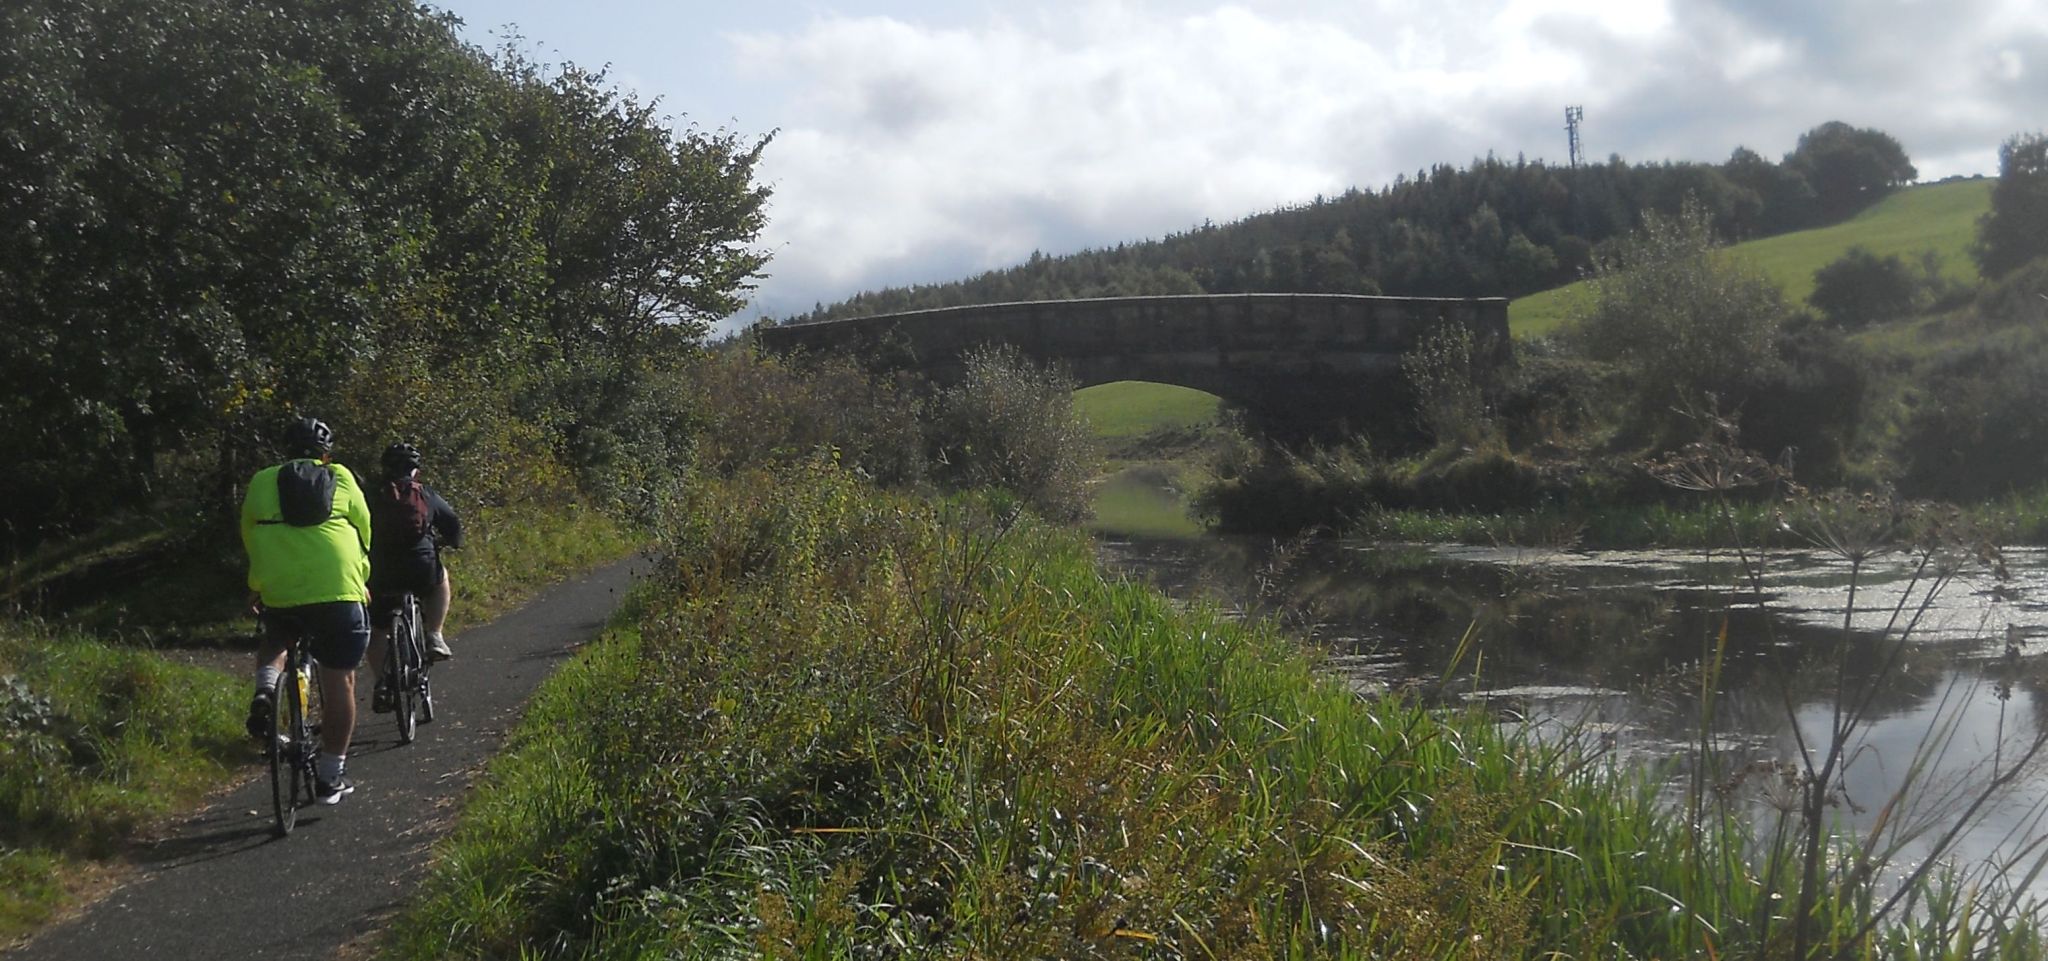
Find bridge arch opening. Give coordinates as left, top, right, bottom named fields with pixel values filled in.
left=1071, top=380, right=1226, bottom=441
left=1074, top=380, right=1224, bottom=539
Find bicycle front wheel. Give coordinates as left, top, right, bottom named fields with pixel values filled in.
left=267, top=676, right=298, bottom=836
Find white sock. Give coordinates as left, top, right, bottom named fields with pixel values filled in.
left=316, top=752, right=346, bottom=784
left=255, top=665, right=281, bottom=697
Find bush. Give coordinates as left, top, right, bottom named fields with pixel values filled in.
left=684, top=347, right=928, bottom=488
left=1402, top=321, right=1498, bottom=448
left=1738, top=320, right=1869, bottom=486
left=927, top=347, right=1099, bottom=523
left=1566, top=198, right=1790, bottom=441
left=339, top=347, right=576, bottom=511
left=1972, top=257, right=2048, bottom=327
left=1494, top=345, right=1616, bottom=452
left=1195, top=439, right=1381, bottom=534
left=1808, top=246, right=1922, bottom=327
left=1898, top=329, right=2048, bottom=500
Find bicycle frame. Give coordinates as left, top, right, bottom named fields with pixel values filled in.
left=265, top=623, right=319, bottom=836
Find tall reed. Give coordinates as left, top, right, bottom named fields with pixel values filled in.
left=1641, top=419, right=2048, bottom=959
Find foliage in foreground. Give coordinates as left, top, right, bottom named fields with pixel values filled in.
left=390, top=461, right=2038, bottom=959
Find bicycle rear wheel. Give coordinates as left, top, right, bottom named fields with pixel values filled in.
left=392, top=598, right=419, bottom=744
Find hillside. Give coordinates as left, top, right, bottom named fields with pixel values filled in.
left=782, top=123, right=1925, bottom=325
left=1510, top=178, right=1992, bottom=338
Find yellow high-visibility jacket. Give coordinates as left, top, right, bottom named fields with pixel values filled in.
left=240, top=459, right=372, bottom=608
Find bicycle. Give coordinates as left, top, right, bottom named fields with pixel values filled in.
left=262, top=618, right=320, bottom=836
left=381, top=589, right=434, bottom=744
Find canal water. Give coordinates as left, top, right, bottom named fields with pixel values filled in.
left=1096, top=535, right=2048, bottom=896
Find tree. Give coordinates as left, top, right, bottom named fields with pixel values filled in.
left=1567, top=199, right=1789, bottom=436
left=1785, top=121, right=1916, bottom=221
left=1973, top=131, right=2048, bottom=279
left=0, top=0, right=409, bottom=533
left=0, top=0, right=774, bottom=545
left=1722, top=145, right=1816, bottom=234
left=1501, top=232, right=1560, bottom=293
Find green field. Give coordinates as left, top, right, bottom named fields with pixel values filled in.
left=1510, top=178, right=1993, bottom=338
left=1072, top=380, right=1221, bottom=438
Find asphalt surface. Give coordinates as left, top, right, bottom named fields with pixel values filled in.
left=8, top=555, right=647, bottom=961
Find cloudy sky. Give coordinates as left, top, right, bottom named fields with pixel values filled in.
left=433, top=0, right=2048, bottom=327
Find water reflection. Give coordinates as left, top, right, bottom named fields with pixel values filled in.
left=1096, top=536, right=2048, bottom=892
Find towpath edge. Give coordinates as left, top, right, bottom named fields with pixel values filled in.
left=7, top=554, right=648, bottom=961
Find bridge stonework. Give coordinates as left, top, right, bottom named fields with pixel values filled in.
left=757, top=293, right=1510, bottom=439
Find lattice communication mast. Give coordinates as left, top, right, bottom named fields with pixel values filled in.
left=1565, top=106, right=1585, bottom=168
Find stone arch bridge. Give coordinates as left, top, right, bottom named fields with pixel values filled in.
left=756, top=293, right=1511, bottom=439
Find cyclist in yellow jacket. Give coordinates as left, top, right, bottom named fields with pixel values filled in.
left=240, top=416, right=372, bottom=805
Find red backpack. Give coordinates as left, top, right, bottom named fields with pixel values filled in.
left=383, top=477, right=432, bottom=542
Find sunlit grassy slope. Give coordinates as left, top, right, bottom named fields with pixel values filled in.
left=1510, top=178, right=1993, bottom=339
left=1072, top=380, right=1221, bottom=438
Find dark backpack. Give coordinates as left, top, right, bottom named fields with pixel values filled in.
left=276, top=461, right=337, bottom=527
left=383, top=477, right=433, bottom=543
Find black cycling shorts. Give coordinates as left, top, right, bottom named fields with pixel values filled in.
left=369, top=555, right=443, bottom=619
left=264, top=600, right=370, bottom=671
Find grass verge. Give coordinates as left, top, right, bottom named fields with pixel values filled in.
left=1353, top=500, right=1790, bottom=549
left=441, top=502, right=644, bottom=634
left=388, top=459, right=2033, bottom=958
left=0, top=622, right=244, bottom=938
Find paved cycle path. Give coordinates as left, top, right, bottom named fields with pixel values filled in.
left=9, top=555, right=647, bottom=961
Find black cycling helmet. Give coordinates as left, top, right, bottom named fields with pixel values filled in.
left=382, top=442, right=423, bottom=478
left=283, top=417, right=334, bottom=458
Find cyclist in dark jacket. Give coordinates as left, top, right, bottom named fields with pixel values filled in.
left=365, top=443, right=463, bottom=713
